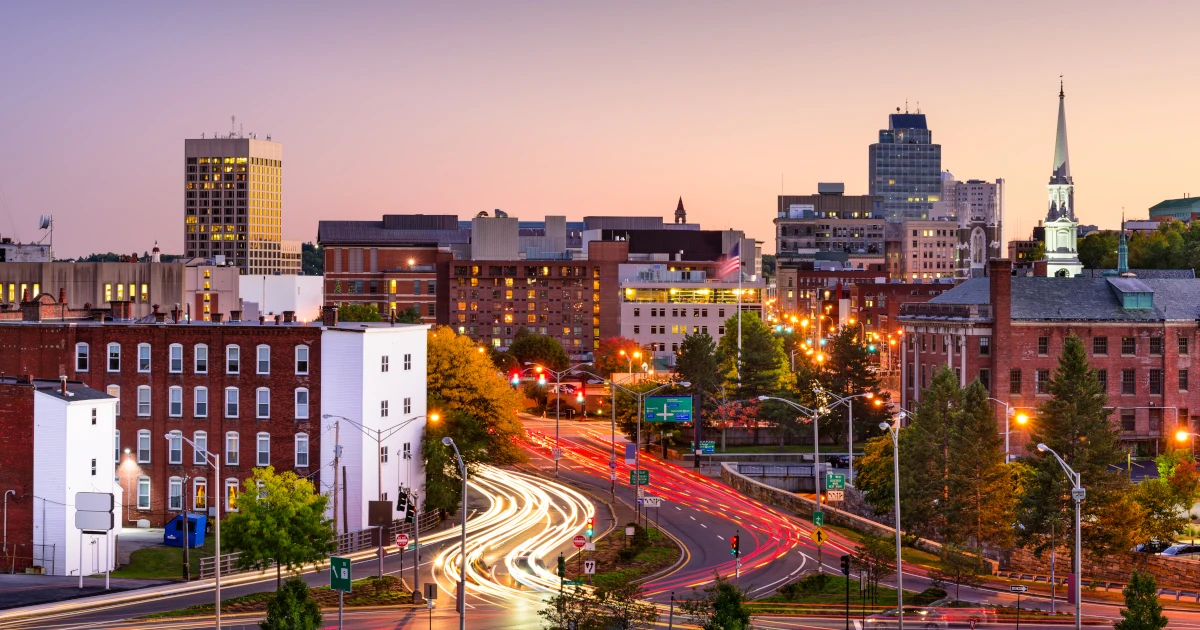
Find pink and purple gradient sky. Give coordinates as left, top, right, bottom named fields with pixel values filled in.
left=1, top=1, right=1197, bottom=258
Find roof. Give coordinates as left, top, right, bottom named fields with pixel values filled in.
left=23, top=378, right=114, bottom=402
left=926, top=276, right=1200, bottom=322
left=1079, top=268, right=1195, bottom=279
left=317, top=221, right=470, bottom=246
left=1149, top=198, right=1200, bottom=211
left=888, top=114, right=927, bottom=130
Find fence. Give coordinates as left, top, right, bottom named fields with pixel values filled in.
left=2, top=543, right=55, bottom=575
left=199, top=510, right=439, bottom=580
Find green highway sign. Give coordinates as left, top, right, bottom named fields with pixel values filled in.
left=630, top=469, right=650, bottom=486
left=644, top=396, right=693, bottom=423
left=330, top=556, right=352, bottom=592
left=563, top=579, right=583, bottom=586
left=691, top=440, right=716, bottom=454
left=813, top=511, right=824, bottom=527
left=827, top=473, right=846, bottom=491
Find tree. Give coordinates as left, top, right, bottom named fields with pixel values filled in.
left=679, top=573, right=751, bottom=630
left=509, top=326, right=570, bottom=371
left=716, top=311, right=790, bottom=399
left=592, top=577, right=659, bottom=629
left=851, top=532, right=895, bottom=605
left=395, top=305, right=423, bottom=323
left=853, top=434, right=895, bottom=514
left=1157, top=446, right=1200, bottom=508
left=300, top=242, right=324, bottom=276
left=260, top=577, right=323, bottom=630
left=539, top=584, right=602, bottom=630
left=222, top=467, right=335, bottom=589
left=1134, top=478, right=1186, bottom=544
left=675, top=332, right=721, bottom=397
left=426, top=325, right=526, bottom=467
left=337, top=303, right=382, bottom=322
left=927, top=545, right=988, bottom=601
left=1018, top=334, right=1138, bottom=561
left=421, top=409, right=492, bottom=514
left=595, top=337, right=647, bottom=377
left=1078, top=231, right=1119, bottom=269
left=812, top=326, right=890, bottom=447
left=1114, top=570, right=1169, bottom=630
left=947, top=380, right=1015, bottom=549
left=896, top=366, right=960, bottom=540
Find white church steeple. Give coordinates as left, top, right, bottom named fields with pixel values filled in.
left=1044, top=80, right=1083, bottom=278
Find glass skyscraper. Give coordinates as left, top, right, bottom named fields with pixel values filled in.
left=868, top=113, right=942, bottom=221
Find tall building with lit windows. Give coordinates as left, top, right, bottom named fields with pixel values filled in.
left=184, top=137, right=299, bottom=275
left=868, top=112, right=942, bottom=221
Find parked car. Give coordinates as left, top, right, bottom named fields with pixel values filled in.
left=1135, top=540, right=1171, bottom=554
left=864, top=607, right=948, bottom=629
left=1158, top=543, right=1200, bottom=558
left=831, top=455, right=851, bottom=469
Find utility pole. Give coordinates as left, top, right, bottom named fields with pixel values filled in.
left=332, top=420, right=340, bottom=535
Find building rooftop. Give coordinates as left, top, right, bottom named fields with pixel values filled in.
left=888, top=113, right=928, bottom=130
left=317, top=221, right=470, bottom=246
left=1149, top=198, right=1200, bottom=211
left=0, top=377, right=114, bottom=402
left=925, top=276, right=1200, bottom=322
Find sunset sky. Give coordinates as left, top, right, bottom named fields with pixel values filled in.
left=1, top=1, right=1197, bottom=258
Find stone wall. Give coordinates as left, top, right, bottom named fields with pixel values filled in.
left=1005, top=546, right=1200, bottom=593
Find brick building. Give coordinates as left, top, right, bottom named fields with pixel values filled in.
left=899, top=259, right=1200, bottom=455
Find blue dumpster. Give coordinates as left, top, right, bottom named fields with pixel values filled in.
left=164, top=514, right=207, bottom=548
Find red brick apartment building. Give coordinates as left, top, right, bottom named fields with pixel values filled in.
left=0, top=294, right=320, bottom=527
left=899, top=259, right=1200, bottom=455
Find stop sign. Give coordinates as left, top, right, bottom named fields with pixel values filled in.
left=396, top=533, right=410, bottom=548
left=573, top=535, right=587, bottom=548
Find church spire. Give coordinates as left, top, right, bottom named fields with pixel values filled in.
left=674, top=197, right=687, bottom=224
left=1117, top=212, right=1129, bottom=274
left=1051, top=78, right=1071, bottom=185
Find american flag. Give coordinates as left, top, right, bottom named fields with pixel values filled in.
left=718, top=242, right=741, bottom=279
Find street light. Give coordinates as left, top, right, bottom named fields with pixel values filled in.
left=625, top=380, right=690, bottom=522
left=814, top=389, right=879, bottom=485
left=618, top=349, right=642, bottom=375
left=878, top=416, right=904, bottom=630
left=1037, top=443, right=1084, bottom=630
left=170, top=434, right=221, bottom=630
left=525, top=361, right=591, bottom=477
left=442, top=437, right=467, bottom=630
left=988, top=398, right=1030, bottom=462
left=758, top=396, right=821, bottom=518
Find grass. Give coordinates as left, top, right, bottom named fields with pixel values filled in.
left=107, top=537, right=216, bottom=580
left=565, top=525, right=680, bottom=585
left=754, top=574, right=900, bottom=607
left=143, top=575, right=413, bottom=619
left=823, top=524, right=946, bottom=571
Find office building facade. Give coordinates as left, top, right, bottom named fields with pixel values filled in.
left=869, top=113, right=942, bottom=221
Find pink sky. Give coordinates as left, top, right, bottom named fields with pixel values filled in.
left=0, top=1, right=1197, bottom=257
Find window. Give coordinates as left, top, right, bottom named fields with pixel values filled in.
left=403, top=442, right=412, bottom=460
left=256, top=433, right=270, bottom=466
left=295, top=434, right=309, bottom=467
left=225, top=432, right=239, bottom=465
left=1182, top=369, right=1190, bottom=392
left=168, top=477, right=183, bottom=511
left=256, top=345, right=270, bottom=374
left=380, top=400, right=389, bottom=417
left=114, top=430, right=120, bottom=463
left=225, top=388, right=239, bottom=418
left=137, top=343, right=151, bottom=372
left=1150, top=369, right=1163, bottom=395
left=107, top=385, right=120, bottom=415
left=1009, top=369, right=1022, bottom=395
left=195, top=344, right=208, bottom=373
left=169, top=344, right=183, bottom=373
left=194, top=431, right=208, bottom=464
left=403, top=397, right=412, bottom=414
left=107, top=343, right=120, bottom=371
left=1037, top=336, right=1049, bottom=356
left=295, top=388, right=309, bottom=419
left=91, top=458, right=97, bottom=476
left=295, top=345, right=309, bottom=375
left=1150, top=337, right=1164, bottom=356
left=381, top=356, right=389, bottom=372
left=226, top=345, right=240, bottom=374
left=1035, top=369, right=1050, bottom=394
left=1180, top=336, right=1190, bottom=356
left=137, top=430, right=151, bottom=463
left=1150, top=408, right=1164, bottom=434
left=195, top=387, right=208, bottom=417
left=137, top=477, right=150, bottom=510
left=978, top=337, right=990, bottom=356
left=194, top=478, right=208, bottom=511
left=1096, top=369, right=1108, bottom=391
left=225, top=478, right=239, bottom=512
left=979, top=369, right=990, bottom=391
left=168, top=431, right=183, bottom=464
left=137, top=385, right=151, bottom=417
left=256, top=388, right=270, bottom=418
left=1092, top=336, right=1108, bottom=356
left=380, top=446, right=389, bottom=463
left=1121, top=369, right=1136, bottom=395
left=1121, top=336, right=1136, bottom=355
left=75, top=343, right=89, bottom=371
left=169, top=386, right=183, bottom=417
left=404, top=354, right=412, bottom=370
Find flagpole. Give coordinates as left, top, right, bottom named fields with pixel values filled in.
left=737, top=243, right=742, bottom=389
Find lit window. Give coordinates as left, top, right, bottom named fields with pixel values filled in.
left=193, top=478, right=208, bottom=511
left=225, top=478, right=239, bottom=512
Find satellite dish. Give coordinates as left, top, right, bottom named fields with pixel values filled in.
left=38, top=215, right=52, bottom=230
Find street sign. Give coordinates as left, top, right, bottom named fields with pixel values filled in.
left=330, top=556, right=352, bottom=592
left=624, top=443, right=636, bottom=465
left=573, top=535, right=587, bottom=548
left=583, top=542, right=596, bottom=551
left=552, top=447, right=564, bottom=461
left=74, top=492, right=115, bottom=534
left=827, top=490, right=845, bottom=502
left=630, top=469, right=650, bottom=486
left=1010, top=585, right=1028, bottom=593
left=395, top=533, right=410, bottom=548
left=827, top=473, right=846, bottom=490
left=625, top=526, right=636, bottom=537
left=642, top=496, right=663, bottom=508
left=813, top=511, right=824, bottom=527
left=644, top=396, right=693, bottom=422
left=810, top=527, right=828, bottom=546
left=690, top=441, right=716, bottom=454
left=583, top=560, right=596, bottom=575
left=425, top=583, right=438, bottom=600
left=564, top=579, right=583, bottom=586
left=608, top=459, right=617, bottom=470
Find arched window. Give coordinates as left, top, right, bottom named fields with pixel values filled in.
left=168, top=386, right=183, bottom=417
left=194, top=344, right=208, bottom=374
left=193, top=430, right=208, bottom=464
left=256, top=345, right=271, bottom=375
left=295, top=345, right=309, bottom=375
left=193, top=478, right=208, bottom=511
left=167, top=430, right=182, bottom=464
left=256, top=388, right=270, bottom=418
left=256, top=432, right=271, bottom=466
left=294, top=433, right=309, bottom=468
left=137, top=343, right=151, bottom=373
left=194, top=387, right=208, bottom=417
left=295, top=388, right=309, bottom=420
left=169, top=344, right=183, bottom=373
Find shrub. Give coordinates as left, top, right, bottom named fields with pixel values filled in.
left=260, top=577, right=322, bottom=630
left=910, top=587, right=948, bottom=606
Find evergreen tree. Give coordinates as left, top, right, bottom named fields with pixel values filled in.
left=260, top=577, right=322, bottom=630
left=675, top=332, right=720, bottom=397
left=947, top=380, right=1015, bottom=549
left=813, top=326, right=890, bottom=449
left=509, top=326, right=570, bottom=371
left=1114, top=570, right=1169, bottom=630
left=1018, top=334, right=1138, bottom=560
left=716, top=311, right=790, bottom=399
left=897, top=366, right=960, bottom=540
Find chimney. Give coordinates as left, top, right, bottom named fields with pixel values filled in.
left=110, top=300, right=131, bottom=320
left=230, top=310, right=241, bottom=322
left=57, top=287, right=66, bottom=304
left=259, top=315, right=266, bottom=325
left=212, top=313, right=224, bottom=323
left=92, top=311, right=105, bottom=322
left=273, top=314, right=281, bottom=325
left=283, top=310, right=295, bottom=324
left=60, top=375, right=67, bottom=395
left=321, top=306, right=339, bottom=327
left=171, top=306, right=180, bottom=323
left=154, top=311, right=167, bottom=324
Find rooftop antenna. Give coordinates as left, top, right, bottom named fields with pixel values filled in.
left=905, top=99, right=909, bottom=114
left=35, top=215, right=52, bottom=260
left=230, top=115, right=236, bottom=139
left=916, top=101, right=920, bottom=114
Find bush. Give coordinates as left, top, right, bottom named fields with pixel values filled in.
left=910, top=587, right=948, bottom=606
left=260, top=577, right=322, bottom=630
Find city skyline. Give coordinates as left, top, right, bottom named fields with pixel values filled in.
left=1, top=1, right=1197, bottom=257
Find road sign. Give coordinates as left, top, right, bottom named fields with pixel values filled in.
left=624, top=443, right=637, bottom=465
left=813, top=511, right=824, bottom=527
left=563, top=579, right=583, bottom=586
left=644, top=396, right=693, bottom=422
left=827, top=490, right=845, bottom=502
left=395, top=533, right=410, bottom=548
left=690, top=441, right=716, bottom=454
left=642, top=496, right=663, bottom=508
left=330, top=556, right=352, bottom=592
left=608, top=459, right=617, bottom=470
left=75, top=492, right=115, bottom=534
left=630, top=469, right=649, bottom=486
left=827, top=473, right=846, bottom=490
left=810, top=527, right=828, bottom=546
left=573, top=535, right=587, bottom=548
left=551, top=447, right=564, bottom=461
left=583, top=560, right=596, bottom=575
left=625, top=526, right=636, bottom=537
left=1010, top=585, right=1028, bottom=593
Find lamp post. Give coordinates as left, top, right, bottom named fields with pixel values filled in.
left=526, top=361, right=591, bottom=477
left=172, top=435, right=221, bottom=630
left=814, top=389, right=880, bottom=485
left=442, top=437, right=467, bottom=630
left=627, top=380, right=690, bottom=522
left=1037, top=443, right=1083, bottom=630
left=878, top=416, right=904, bottom=630
left=988, top=398, right=1029, bottom=462
left=758, top=396, right=822, bottom=520
left=573, top=369, right=625, bottom=495
left=618, top=349, right=642, bottom=377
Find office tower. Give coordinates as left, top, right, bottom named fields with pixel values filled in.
left=869, top=111, right=942, bottom=221
left=1043, top=82, right=1083, bottom=278
left=184, top=136, right=298, bottom=275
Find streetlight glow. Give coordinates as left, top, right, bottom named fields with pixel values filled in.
left=1178, top=430, right=1192, bottom=443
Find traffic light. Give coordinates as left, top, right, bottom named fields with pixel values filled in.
left=557, top=554, right=566, bottom=578
left=586, top=516, right=594, bottom=538
left=404, top=496, right=416, bottom=524
left=510, top=371, right=521, bottom=385
left=730, top=534, right=740, bottom=558
left=396, top=487, right=406, bottom=514
left=537, top=374, right=547, bottom=386
left=840, top=555, right=851, bottom=576
left=867, top=344, right=877, bottom=353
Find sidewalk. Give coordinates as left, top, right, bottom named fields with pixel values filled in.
left=0, top=573, right=171, bottom=610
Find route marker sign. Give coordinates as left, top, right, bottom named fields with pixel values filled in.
left=608, top=459, right=617, bottom=470
left=624, top=444, right=636, bottom=465
left=630, top=469, right=649, bottom=486
left=395, top=533, right=410, bottom=548
left=644, top=396, right=693, bottom=422
left=330, top=556, right=352, bottom=592
left=813, top=511, right=824, bottom=527
left=583, top=560, right=596, bottom=575
left=826, top=473, right=846, bottom=490
left=827, top=490, right=845, bottom=502
left=810, top=527, right=828, bottom=546
left=642, top=496, right=663, bottom=508
left=1010, top=585, right=1028, bottom=593
left=551, top=447, right=564, bottom=461
left=573, top=535, right=587, bottom=548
